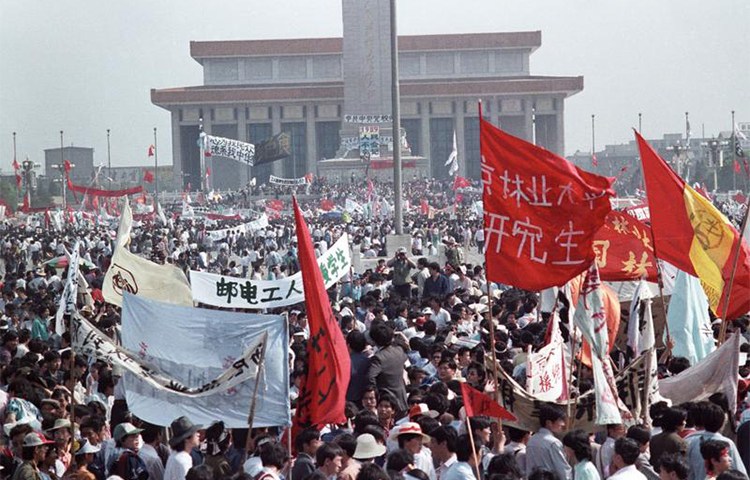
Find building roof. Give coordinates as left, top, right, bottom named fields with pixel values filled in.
left=151, top=75, right=582, bottom=107
left=189, top=31, right=542, bottom=61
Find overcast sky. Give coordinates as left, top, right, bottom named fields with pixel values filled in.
left=1, top=0, right=748, bottom=173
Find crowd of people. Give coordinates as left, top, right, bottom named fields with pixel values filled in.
left=0, top=176, right=746, bottom=480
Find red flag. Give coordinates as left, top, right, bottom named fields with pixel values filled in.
left=147, top=145, right=155, bottom=157
left=320, top=199, right=335, bottom=211
left=420, top=199, right=429, bottom=216
left=292, top=196, right=350, bottom=427
left=591, top=153, right=598, bottom=167
left=63, top=159, right=72, bottom=174
left=636, top=131, right=750, bottom=320
left=143, top=170, right=154, bottom=183
left=480, top=117, right=614, bottom=291
left=452, top=175, right=471, bottom=191
left=267, top=199, right=284, bottom=211
left=21, top=193, right=29, bottom=212
left=206, top=168, right=211, bottom=178
left=734, top=159, right=741, bottom=174
left=460, top=383, right=516, bottom=421
left=594, top=210, right=658, bottom=282
left=14, top=173, right=21, bottom=189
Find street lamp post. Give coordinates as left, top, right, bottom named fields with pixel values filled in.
left=390, top=0, right=403, bottom=234
left=107, top=129, right=111, bottom=185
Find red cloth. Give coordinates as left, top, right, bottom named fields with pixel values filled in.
left=147, top=145, right=155, bottom=157
left=320, top=199, right=335, bottom=211
left=480, top=117, right=614, bottom=291
left=452, top=175, right=471, bottom=190
left=143, top=170, right=154, bottom=183
left=267, top=199, right=284, bottom=211
left=67, top=181, right=143, bottom=198
left=594, top=210, right=658, bottom=282
left=460, top=383, right=516, bottom=421
left=292, top=196, right=350, bottom=427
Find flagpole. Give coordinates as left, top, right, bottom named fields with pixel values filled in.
left=12, top=132, right=18, bottom=209
left=591, top=114, right=596, bottom=162
left=390, top=0, right=403, bottom=235
left=153, top=127, right=159, bottom=202
left=638, top=113, right=642, bottom=134
left=60, top=130, right=66, bottom=210
left=464, top=417, right=483, bottom=480
left=243, top=337, right=268, bottom=459
left=107, top=129, right=112, bottom=186
left=732, top=110, right=737, bottom=190
left=566, top=324, right=578, bottom=429
left=718, top=194, right=750, bottom=344
left=478, top=100, right=502, bottom=403
left=199, top=118, right=206, bottom=192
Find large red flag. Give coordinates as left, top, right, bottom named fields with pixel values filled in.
left=460, top=383, right=516, bottom=421
left=594, top=210, right=658, bottom=282
left=292, top=196, right=350, bottom=427
left=636, top=132, right=750, bottom=320
left=480, top=117, right=615, bottom=290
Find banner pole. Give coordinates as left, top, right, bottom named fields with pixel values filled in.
left=244, top=336, right=268, bottom=453
left=718, top=194, right=750, bottom=344
left=465, top=417, right=483, bottom=480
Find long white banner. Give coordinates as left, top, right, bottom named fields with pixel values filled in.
left=72, top=313, right=267, bottom=398
left=269, top=175, right=308, bottom=186
left=121, top=294, right=290, bottom=427
left=206, top=214, right=269, bottom=242
left=202, top=134, right=255, bottom=166
left=190, top=234, right=350, bottom=309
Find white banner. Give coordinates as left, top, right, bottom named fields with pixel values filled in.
left=206, top=214, right=269, bottom=242
left=121, top=294, right=290, bottom=427
left=72, top=313, right=267, bottom=398
left=344, top=114, right=392, bottom=124
left=526, top=315, right=565, bottom=401
left=103, top=201, right=193, bottom=307
left=55, top=241, right=81, bottom=335
left=190, top=234, right=350, bottom=309
left=268, top=175, right=308, bottom=186
left=202, top=133, right=255, bottom=166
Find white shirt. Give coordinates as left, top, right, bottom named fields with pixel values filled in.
left=608, top=465, right=647, bottom=480
left=164, top=450, right=192, bottom=480
left=414, top=449, right=437, bottom=480
left=436, top=454, right=457, bottom=480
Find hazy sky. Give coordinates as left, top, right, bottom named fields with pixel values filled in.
left=1, top=0, right=748, bottom=173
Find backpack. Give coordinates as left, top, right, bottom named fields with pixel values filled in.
left=112, top=450, right=149, bottom=480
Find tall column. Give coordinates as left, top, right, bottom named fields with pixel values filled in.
left=306, top=103, right=316, bottom=176
left=171, top=110, right=182, bottom=186
left=271, top=105, right=283, bottom=176
left=524, top=98, right=534, bottom=142
left=555, top=101, right=565, bottom=155
left=238, top=107, right=250, bottom=185
left=420, top=101, right=431, bottom=178
left=455, top=101, right=466, bottom=176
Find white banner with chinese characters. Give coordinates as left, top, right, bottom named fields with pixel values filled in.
left=526, top=315, right=566, bottom=401
left=205, top=214, right=269, bottom=242
left=202, top=133, right=255, bottom=166
left=359, top=126, right=380, bottom=158
left=189, top=234, right=350, bottom=309
left=120, top=294, right=290, bottom=428
left=268, top=175, right=308, bottom=186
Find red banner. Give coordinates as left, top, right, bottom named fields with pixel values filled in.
left=480, top=118, right=614, bottom=291
left=292, top=197, right=350, bottom=427
left=460, top=383, right=516, bottom=421
left=594, top=210, right=658, bottom=282
left=204, top=213, right=242, bottom=221
left=67, top=181, right=144, bottom=198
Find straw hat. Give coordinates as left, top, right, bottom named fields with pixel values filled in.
left=352, top=434, right=386, bottom=460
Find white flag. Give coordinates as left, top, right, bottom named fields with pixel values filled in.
left=103, top=200, right=193, bottom=307
left=445, top=130, right=458, bottom=176
left=55, top=240, right=81, bottom=335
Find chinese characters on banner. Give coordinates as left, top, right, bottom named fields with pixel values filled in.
left=189, top=234, right=351, bottom=309
left=268, top=175, right=309, bottom=186
left=526, top=315, right=566, bottom=402
left=205, top=135, right=255, bottom=166
left=359, top=126, right=381, bottom=159
left=480, top=117, right=615, bottom=290
left=593, top=210, right=658, bottom=282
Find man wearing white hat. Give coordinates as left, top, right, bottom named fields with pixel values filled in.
left=389, top=422, right=436, bottom=480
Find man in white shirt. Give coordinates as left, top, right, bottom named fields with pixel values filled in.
left=608, top=438, right=647, bottom=480
left=430, top=426, right=458, bottom=480
left=138, top=423, right=165, bottom=480
left=164, top=416, right=202, bottom=480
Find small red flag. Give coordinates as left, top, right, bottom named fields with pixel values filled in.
left=452, top=175, right=471, bottom=191
left=292, top=196, right=350, bottom=427
left=143, top=170, right=154, bottom=183
left=591, top=153, right=598, bottom=167
left=734, top=159, right=741, bottom=174
left=63, top=159, right=72, bottom=174
left=320, top=199, right=335, bottom=211
left=12, top=158, right=20, bottom=171
left=205, top=168, right=211, bottom=178
left=267, top=199, right=284, bottom=211
left=14, top=173, right=21, bottom=189
left=460, top=383, right=516, bottom=421
left=480, top=117, right=614, bottom=291
left=147, top=145, right=155, bottom=157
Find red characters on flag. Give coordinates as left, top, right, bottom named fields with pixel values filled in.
left=480, top=117, right=615, bottom=291
left=292, top=196, right=350, bottom=428
left=593, top=210, right=658, bottom=282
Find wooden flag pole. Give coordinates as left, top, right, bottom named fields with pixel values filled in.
left=718, top=194, right=750, bottom=344
left=465, top=417, right=483, bottom=480
left=243, top=335, right=268, bottom=460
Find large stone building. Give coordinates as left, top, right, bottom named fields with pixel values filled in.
left=152, top=2, right=582, bottom=189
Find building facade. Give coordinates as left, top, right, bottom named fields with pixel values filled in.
left=152, top=17, right=582, bottom=190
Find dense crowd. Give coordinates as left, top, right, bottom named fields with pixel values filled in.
left=0, top=177, right=746, bottom=480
